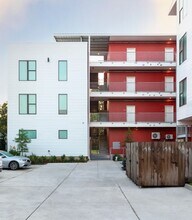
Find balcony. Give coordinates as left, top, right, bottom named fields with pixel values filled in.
left=90, top=112, right=176, bottom=128
left=90, top=82, right=176, bottom=99
left=90, top=51, right=176, bottom=71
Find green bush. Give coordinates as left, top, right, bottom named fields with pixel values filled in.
left=28, top=154, right=88, bottom=164
left=113, top=154, right=123, bottom=161
left=9, top=149, right=20, bottom=156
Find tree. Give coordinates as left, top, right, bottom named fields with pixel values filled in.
left=14, top=129, right=31, bottom=155
left=122, top=127, right=133, bottom=147
left=0, top=102, right=7, bottom=150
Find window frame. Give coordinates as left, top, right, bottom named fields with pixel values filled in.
left=19, top=129, right=37, bottom=139
left=179, top=78, right=187, bottom=107
left=19, top=94, right=37, bottom=115
left=58, top=60, right=68, bottom=81
left=58, top=94, right=68, bottom=115
left=19, top=60, right=36, bottom=81
left=58, top=130, right=68, bottom=139
left=179, top=0, right=184, bottom=23
left=179, top=33, right=187, bottom=65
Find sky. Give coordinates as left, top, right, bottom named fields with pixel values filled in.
left=0, top=0, right=176, bottom=103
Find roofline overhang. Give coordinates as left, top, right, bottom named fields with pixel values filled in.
left=169, top=0, right=177, bottom=16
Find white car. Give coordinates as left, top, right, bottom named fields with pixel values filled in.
left=0, top=151, right=31, bottom=170
left=0, top=156, right=2, bottom=172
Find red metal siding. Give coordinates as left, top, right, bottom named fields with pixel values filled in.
left=109, top=127, right=176, bottom=155
left=108, top=100, right=176, bottom=123
left=107, top=42, right=176, bottom=61
left=108, top=71, right=176, bottom=92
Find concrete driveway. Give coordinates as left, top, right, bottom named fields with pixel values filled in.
left=0, top=161, right=192, bottom=220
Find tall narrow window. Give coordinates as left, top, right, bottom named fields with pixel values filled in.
left=20, top=130, right=37, bottom=139
left=19, top=61, right=36, bottom=81
left=58, top=130, right=68, bottom=139
left=179, top=0, right=184, bottom=23
left=58, top=94, right=67, bottom=114
left=19, top=94, right=37, bottom=114
left=58, top=60, right=67, bottom=81
left=179, top=33, right=187, bottom=65
left=179, top=78, right=187, bottom=106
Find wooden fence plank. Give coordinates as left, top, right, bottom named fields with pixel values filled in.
left=126, top=142, right=187, bottom=187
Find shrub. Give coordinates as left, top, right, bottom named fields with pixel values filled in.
left=49, top=155, right=57, bottom=163
left=9, top=149, right=20, bottom=156
left=113, top=154, right=123, bottom=161
left=68, top=156, right=75, bottom=162
left=61, top=154, right=66, bottom=162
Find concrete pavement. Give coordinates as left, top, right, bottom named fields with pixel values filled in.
left=0, top=161, right=192, bottom=220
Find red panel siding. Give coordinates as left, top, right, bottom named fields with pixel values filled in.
left=108, top=71, right=176, bottom=92
left=107, top=42, right=176, bottom=61
left=109, top=127, right=176, bottom=155
left=108, top=100, right=176, bottom=122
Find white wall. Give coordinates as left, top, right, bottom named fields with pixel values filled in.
left=8, top=43, right=89, bottom=156
left=177, top=0, right=192, bottom=123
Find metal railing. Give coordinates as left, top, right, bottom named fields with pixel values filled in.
left=90, top=112, right=176, bottom=123
left=90, top=51, right=176, bottom=62
left=90, top=82, right=176, bottom=93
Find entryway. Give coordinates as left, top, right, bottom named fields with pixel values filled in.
left=90, top=128, right=110, bottom=160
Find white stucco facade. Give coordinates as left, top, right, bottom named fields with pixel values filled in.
left=8, top=43, right=89, bottom=156
left=176, top=0, right=192, bottom=124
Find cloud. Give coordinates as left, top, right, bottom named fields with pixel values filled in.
left=0, top=0, right=38, bottom=30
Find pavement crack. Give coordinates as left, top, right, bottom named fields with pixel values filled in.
left=25, top=163, right=78, bottom=220
left=0, top=168, right=34, bottom=184
left=118, top=184, right=141, bottom=220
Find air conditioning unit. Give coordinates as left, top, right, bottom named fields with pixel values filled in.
left=165, top=134, right=173, bottom=140
left=151, top=132, right=160, bottom=140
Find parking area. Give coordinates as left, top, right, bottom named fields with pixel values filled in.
left=0, top=161, right=192, bottom=220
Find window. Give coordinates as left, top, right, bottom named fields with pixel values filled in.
left=19, top=94, right=36, bottom=114
left=58, top=60, right=67, bottom=81
left=58, top=94, right=67, bottom=114
left=179, top=0, right=187, bottom=23
left=179, top=33, right=187, bottom=65
left=20, top=130, right=37, bottom=139
left=19, top=61, right=36, bottom=81
left=58, top=130, right=68, bottom=139
left=179, top=78, right=187, bottom=106
left=179, top=0, right=184, bottom=23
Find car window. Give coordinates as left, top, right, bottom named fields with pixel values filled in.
left=0, top=152, right=14, bottom=157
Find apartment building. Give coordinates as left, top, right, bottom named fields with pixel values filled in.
left=8, top=43, right=89, bottom=156
left=56, top=35, right=177, bottom=158
left=8, top=35, right=176, bottom=157
left=169, top=0, right=192, bottom=140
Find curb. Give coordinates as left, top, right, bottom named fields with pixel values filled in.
left=185, top=184, right=192, bottom=191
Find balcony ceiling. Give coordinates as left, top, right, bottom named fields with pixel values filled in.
left=54, top=34, right=176, bottom=53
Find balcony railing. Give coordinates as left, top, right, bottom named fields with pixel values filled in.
left=90, top=51, right=176, bottom=63
left=90, top=82, right=176, bottom=93
left=90, top=112, right=176, bottom=123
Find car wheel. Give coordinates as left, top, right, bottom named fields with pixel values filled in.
left=9, top=161, right=19, bottom=170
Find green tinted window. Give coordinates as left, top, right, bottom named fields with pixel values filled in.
left=19, top=61, right=36, bottom=81
left=59, top=130, right=68, bottom=139
left=20, top=130, right=37, bottom=139
left=58, top=94, right=67, bottom=114
left=179, top=78, right=187, bottom=106
left=19, top=95, right=28, bottom=114
left=19, top=94, right=36, bottom=114
left=58, top=61, right=67, bottom=81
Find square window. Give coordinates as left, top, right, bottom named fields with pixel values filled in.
left=19, top=61, right=36, bottom=81
left=19, top=94, right=37, bottom=114
left=59, top=130, right=68, bottom=139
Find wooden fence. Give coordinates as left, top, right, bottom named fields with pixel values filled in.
left=126, top=142, right=192, bottom=187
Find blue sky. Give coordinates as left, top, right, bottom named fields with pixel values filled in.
left=0, top=0, right=176, bottom=103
